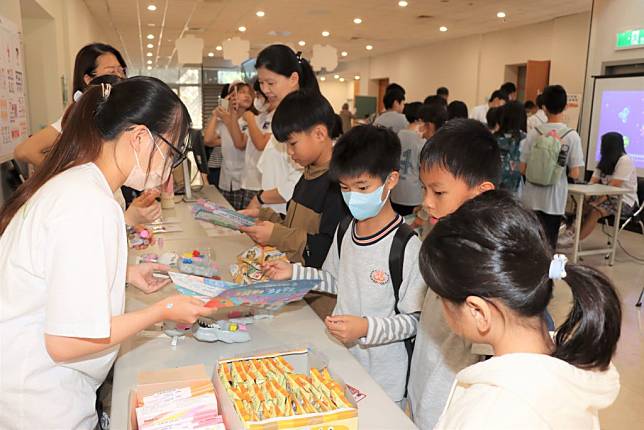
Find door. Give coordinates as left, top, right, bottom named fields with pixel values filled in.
left=377, top=78, right=389, bottom=113
left=525, top=60, right=550, bottom=102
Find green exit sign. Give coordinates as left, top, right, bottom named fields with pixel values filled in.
left=616, top=29, right=644, bottom=50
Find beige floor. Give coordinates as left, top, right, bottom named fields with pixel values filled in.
left=548, top=228, right=644, bottom=429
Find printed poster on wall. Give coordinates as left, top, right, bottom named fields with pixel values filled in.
left=564, top=94, right=582, bottom=131
left=0, top=14, right=29, bottom=163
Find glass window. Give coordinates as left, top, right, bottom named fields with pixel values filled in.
left=179, top=86, right=202, bottom=129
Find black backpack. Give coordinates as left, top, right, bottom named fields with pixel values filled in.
left=335, top=215, right=417, bottom=394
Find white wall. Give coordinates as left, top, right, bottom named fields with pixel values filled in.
left=319, top=80, right=354, bottom=113
left=340, top=12, right=590, bottom=110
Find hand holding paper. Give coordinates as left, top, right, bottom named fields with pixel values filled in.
left=325, top=315, right=368, bottom=344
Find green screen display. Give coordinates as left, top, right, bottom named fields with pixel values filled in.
left=616, top=29, right=644, bottom=49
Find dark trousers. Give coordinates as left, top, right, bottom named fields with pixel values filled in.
left=207, top=168, right=221, bottom=187
left=535, top=211, right=562, bottom=251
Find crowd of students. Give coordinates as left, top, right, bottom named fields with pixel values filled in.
left=0, top=41, right=636, bottom=429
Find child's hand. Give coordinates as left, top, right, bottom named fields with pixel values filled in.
left=238, top=208, right=260, bottom=218
left=325, top=315, right=368, bottom=344
left=156, top=295, right=211, bottom=324
left=262, top=260, right=293, bottom=280
left=127, top=263, right=171, bottom=293
left=240, top=221, right=274, bottom=245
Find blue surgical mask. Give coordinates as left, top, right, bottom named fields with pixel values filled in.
left=342, top=182, right=390, bottom=221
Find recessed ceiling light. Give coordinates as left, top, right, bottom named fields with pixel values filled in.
left=333, top=74, right=340, bottom=79
left=147, top=52, right=153, bottom=57
left=215, top=45, right=223, bottom=51
left=497, top=11, right=506, bottom=18
left=147, top=23, right=155, bottom=27
left=147, top=60, right=152, bottom=64
left=208, top=52, right=214, bottom=57
left=339, top=77, right=345, bottom=82
left=146, top=43, right=154, bottom=49
left=147, top=34, right=154, bottom=40
left=354, top=75, right=361, bottom=80
left=147, top=4, right=157, bottom=12
left=147, top=66, right=152, bottom=70
left=365, top=44, right=373, bottom=50
left=439, top=26, right=448, bottom=32
left=298, top=40, right=306, bottom=46
left=341, top=51, right=348, bottom=57
left=320, top=76, right=326, bottom=81
left=238, top=26, right=247, bottom=32
left=322, top=30, right=330, bottom=37
left=353, top=18, right=362, bottom=24
left=256, top=10, right=265, bottom=17
left=398, top=1, right=409, bottom=7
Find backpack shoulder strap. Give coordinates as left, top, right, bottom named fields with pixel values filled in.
left=335, top=215, right=353, bottom=259
left=559, top=128, right=574, bottom=139
left=535, top=126, right=544, bottom=136
left=389, top=222, right=417, bottom=314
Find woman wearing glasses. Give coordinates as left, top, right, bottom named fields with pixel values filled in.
left=0, top=77, right=210, bottom=429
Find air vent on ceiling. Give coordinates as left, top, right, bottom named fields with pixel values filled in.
left=186, top=27, right=205, bottom=32
left=416, top=15, right=434, bottom=19
left=350, top=36, right=364, bottom=41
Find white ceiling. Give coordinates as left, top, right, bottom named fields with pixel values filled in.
left=85, top=0, right=592, bottom=72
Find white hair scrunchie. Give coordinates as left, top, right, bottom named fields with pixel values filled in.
left=549, top=254, right=568, bottom=280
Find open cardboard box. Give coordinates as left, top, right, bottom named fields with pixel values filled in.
left=213, top=347, right=359, bottom=430
left=127, top=364, right=215, bottom=430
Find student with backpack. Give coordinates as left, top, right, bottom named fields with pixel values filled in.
left=264, top=125, right=426, bottom=405
left=494, top=101, right=527, bottom=194
left=520, top=85, right=584, bottom=249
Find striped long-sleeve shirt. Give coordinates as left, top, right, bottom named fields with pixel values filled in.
left=292, top=215, right=427, bottom=402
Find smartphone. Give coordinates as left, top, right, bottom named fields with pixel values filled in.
left=219, top=97, right=229, bottom=110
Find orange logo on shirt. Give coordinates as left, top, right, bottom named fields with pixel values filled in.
left=370, top=269, right=389, bottom=285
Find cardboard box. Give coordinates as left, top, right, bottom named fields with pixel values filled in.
left=127, top=364, right=216, bottom=430
left=213, top=347, right=359, bottom=430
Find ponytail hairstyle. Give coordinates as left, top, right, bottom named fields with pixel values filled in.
left=596, top=132, right=626, bottom=176
left=61, top=74, right=125, bottom=129
left=420, top=190, right=621, bottom=371
left=72, top=43, right=127, bottom=94
left=255, top=44, right=320, bottom=93
left=0, top=76, right=191, bottom=234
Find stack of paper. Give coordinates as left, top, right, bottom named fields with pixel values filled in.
left=192, top=199, right=255, bottom=230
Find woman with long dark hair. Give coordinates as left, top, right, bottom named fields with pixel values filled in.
left=0, top=77, right=209, bottom=428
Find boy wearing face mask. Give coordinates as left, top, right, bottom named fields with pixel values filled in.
left=264, top=125, right=426, bottom=405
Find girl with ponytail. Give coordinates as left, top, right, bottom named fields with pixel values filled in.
left=419, top=191, right=621, bottom=430
left=0, top=77, right=210, bottom=429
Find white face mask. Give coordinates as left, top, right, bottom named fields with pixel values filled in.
left=123, top=129, right=167, bottom=191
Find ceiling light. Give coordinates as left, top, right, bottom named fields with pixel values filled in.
left=238, top=26, right=247, bottom=32
left=353, top=18, right=362, bottom=24
left=333, top=74, right=339, bottom=79
left=147, top=66, right=152, bottom=70
left=298, top=40, right=306, bottom=46
left=322, top=30, right=330, bottom=37
left=146, top=60, right=152, bottom=64
left=341, top=51, right=348, bottom=57
left=147, top=23, right=155, bottom=27
left=320, top=76, right=326, bottom=81
left=439, top=26, right=448, bottom=32
left=146, top=43, right=154, bottom=48
left=146, top=52, right=153, bottom=57
left=365, top=44, right=373, bottom=50
left=256, top=10, right=265, bottom=17
left=147, top=34, right=154, bottom=40
left=147, top=4, right=157, bottom=12
left=208, top=52, right=214, bottom=57
left=215, top=45, right=223, bottom=51
left=497, top=11, right=506, bottom=18
left=354, top=75, right=361, bottom=80
left=398, top=1, right=408, bottom=7
left=339, top=77, right=345, bottom=82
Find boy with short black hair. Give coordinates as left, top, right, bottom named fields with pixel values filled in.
left=436, top=86, right=449, bottom=101
left=470, top=90, right=508, bottom=124
left=265, top=125, right=426, bottom=404
left=374, top=88, right=409, bottom=133
left=520, top=84, right=584, bottom=249
left=240, top=90, right=348, bottom=268
left=500, top=81, right=517, bottom=101
left=408, top=118, right=501, bottom=429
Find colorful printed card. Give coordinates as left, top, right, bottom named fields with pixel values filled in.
left=192, top=199, right=255, bottom=230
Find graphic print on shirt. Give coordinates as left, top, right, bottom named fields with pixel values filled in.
left=400, top=148, right=413, bottom=180
left=370, top=268, right=390, bottom=286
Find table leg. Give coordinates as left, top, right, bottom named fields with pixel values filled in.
left=609, top=195, right=623, bottom=266
left=572, top=193, right=583, bottom=263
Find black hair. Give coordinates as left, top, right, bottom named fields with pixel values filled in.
left=272, top=90, right=335, bottom=142
left=535, top=94, right=545, bottom=108
left=62, top=74, right=125, bottom=129
left=486, top=107, right=501, bottom=130
left=386, top=83, right=405, bottom=96
left=597, top=132, right=627, bottom=176
left=72, top=43, right=127, bottom=94
left=500, top=82, right=517, bottom=95
left=419, top=118, right=501, bottom=187
left=542, top=85, right=567, bottom=115
left=489, top=90, right=508, bottom=103
left=524, top=100, right=537, bottom=110
left=424, top=94, right=447, bottom=106
left=384, top=88, right=405, bottom=109
left=437, top=86, right=449, bottom=97
left=330, top=125, right=401, bottom=182
left=447, top=100, right=468, bottom=120
left=403, top=101, right=423, bottom=123
left=420, top=191, right=621, bottom=371
left=332, top=114, right=343, bottom=139
left=253, top=78, right=267, bottom=99
left=255, top=44, right=319, bottom=93
left=220, top=83, right=230, bottom=99
left=498, top=101, right=527, bottom=134
left=418, top=103, right=448, bottom=130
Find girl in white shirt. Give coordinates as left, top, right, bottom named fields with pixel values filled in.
left=0, top=77, right=210, bottom=429
left=244, top=45, right=320, bottom=213
left=419, top=191, right=621, bottom=430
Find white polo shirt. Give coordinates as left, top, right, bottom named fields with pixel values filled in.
left=0, top=163, right=127, bottom=429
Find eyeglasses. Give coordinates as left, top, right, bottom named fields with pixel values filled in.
left=155, top=132, right=188, bottom=169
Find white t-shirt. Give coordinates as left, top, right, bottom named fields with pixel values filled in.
left=218, top=118, right=246, bottom=192
left=256, top=110, right=303, bottom=214
left=593, top=154, right=639, bottom=208
left=392, top=129, right=425, bottom=206
left=50, top=115, right=63, bottom=133
left=520, top=123, right=585, bottom=215
left=527, top=109, right=547, bottom=133
left=241, top=114, right=265, bottom=192
left=470, top=104, right=489, bottom=124
left=373, top=111, right=409, bottom=134
left=0, top=163, right=127, bottom=429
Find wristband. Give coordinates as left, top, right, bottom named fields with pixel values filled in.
left=256, top=190, right=265, bottom=205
